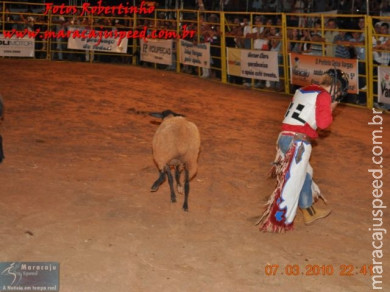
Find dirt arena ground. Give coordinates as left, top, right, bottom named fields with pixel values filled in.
left=0, top=59, right=388, bottom=292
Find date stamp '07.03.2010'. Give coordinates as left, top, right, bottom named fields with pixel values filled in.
left=264, top=264, right=374, bottom=277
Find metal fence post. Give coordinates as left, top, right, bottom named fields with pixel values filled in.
left=281, top=12, right=289, bottom=94
left=220, top=11, right=227, bottom=83
left=366, top=15, right=373, bottom=109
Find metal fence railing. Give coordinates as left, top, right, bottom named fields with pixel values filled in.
left=1, top=1, right=390, bottom=110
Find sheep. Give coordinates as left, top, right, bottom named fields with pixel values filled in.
left=149, top=110, right=200, bottom=211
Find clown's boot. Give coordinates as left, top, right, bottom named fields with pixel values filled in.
left=300, top=206, right=331, bottom=225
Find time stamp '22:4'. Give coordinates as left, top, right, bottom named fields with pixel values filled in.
left=264, top=264, right=374, bottom=276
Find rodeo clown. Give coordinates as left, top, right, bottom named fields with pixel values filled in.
left=258, top=69, right=349, bottom=232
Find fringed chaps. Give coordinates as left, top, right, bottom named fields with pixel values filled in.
left=257, top=144, right=297, bottom=232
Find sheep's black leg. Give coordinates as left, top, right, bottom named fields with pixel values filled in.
left=151, top=171, right=165, bottom=192
left=175, top=165, right=181, bottom=188
left=183, top=168, right=190, bottom=211
left=166, top=166, right=176, bottom=203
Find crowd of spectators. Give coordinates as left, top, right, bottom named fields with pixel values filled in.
left=159, top=0, right=390, bottom=15
left=224, top=12, right=390, bottom=106
left=1, top=0, right=390, bottom=107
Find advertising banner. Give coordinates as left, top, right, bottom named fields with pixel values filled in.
left=378, top=66, right=390, bottom=104
left=227, top=48, right=279, bottom=81
left=289, top=53, right=359, bottom=93
left=67, top=26, right=128, bottom=53
left=140, top=39, right=173, bottom=65
left=0, top=34, right=34, bottom=57
left=180, top=40, right=210, bottom=68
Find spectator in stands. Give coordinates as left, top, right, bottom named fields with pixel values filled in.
left=182, top=0, right=196, bottom=9
left=3, top=8, right=15, bottom=31
left=353, top=0, right=367, bottom=13
left=349, top=30, right=365, bottom=60
left=275, top=16, right=282, bottom=28
left=373, top=22, right=390, bottom=66
left=226, top=17, right=244, bottom=48
left=82, top=17, right=94, bottom=63
left=35, top=12, right=48, bottom=59
left=267, top=0, right=280, bottom=12
left=338, top=0, right=351, bottom=13
left=17, top=8, right=27, bottom=30
left=300, top=28, right=312, bottom=54
left=253, top=17, right=268, bottom=50
left=349, top=29, right=366, bottom=104
left=198, top=14, right=218, bottom=78
left=314, top=0, right=328, bottom=12
left=226, top=17, right=244, bottom=84
left=374, top=21, right=383, bottom=35
left=51, top=16, right=66, bottom=61
left=252, top=0, right=263, bottom=11
left=382, top=0, right=390, bottom=12
left=334, top=25, right=352, bottom=59
left=23, top=8, right=39, bottom=58
left=310, top=20, right=325, bottom=56
left=294, top=0, right=306, bottom=13
left=324, top=18, right=338, bottom=57
left=244, top=16, right=269, bottom=87
left=370, top=0, right=382, bottom=15
left=262, top=18, right=273, bottom=38
left=20, top=6, right=35, bottom=31
left=354, top=18, right=367, bottom=66
left=208, top=14, right=222, bottom=79
left=269, top=27, right=284, bottom=91
left=288, top=28, right=302, bottom=53
left=242, top=16, right=264, bottom=86
left=243, top=17, right=254, bottom=49
left=25, top=9, right=35, bottom=32
left=268, top=26, right=281, bottom=41
left=355, top=17, right=367, bottom=94
left=357, top=17, right=365, bottom=34
left=197, top=0, right=205, bottom=10
left=369, top=21, right=389, bottom=100
left=293, top=0, right=306, bottom=27
left=282, top=0, right=294, bottom=12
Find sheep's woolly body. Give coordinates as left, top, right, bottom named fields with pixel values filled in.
left=152, top=116, right=200, bottom=179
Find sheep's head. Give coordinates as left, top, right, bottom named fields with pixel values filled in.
left=149, top=110, right=185, bottom=120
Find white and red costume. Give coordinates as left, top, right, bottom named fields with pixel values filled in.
left=258, top=85, right=333, bottom=232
